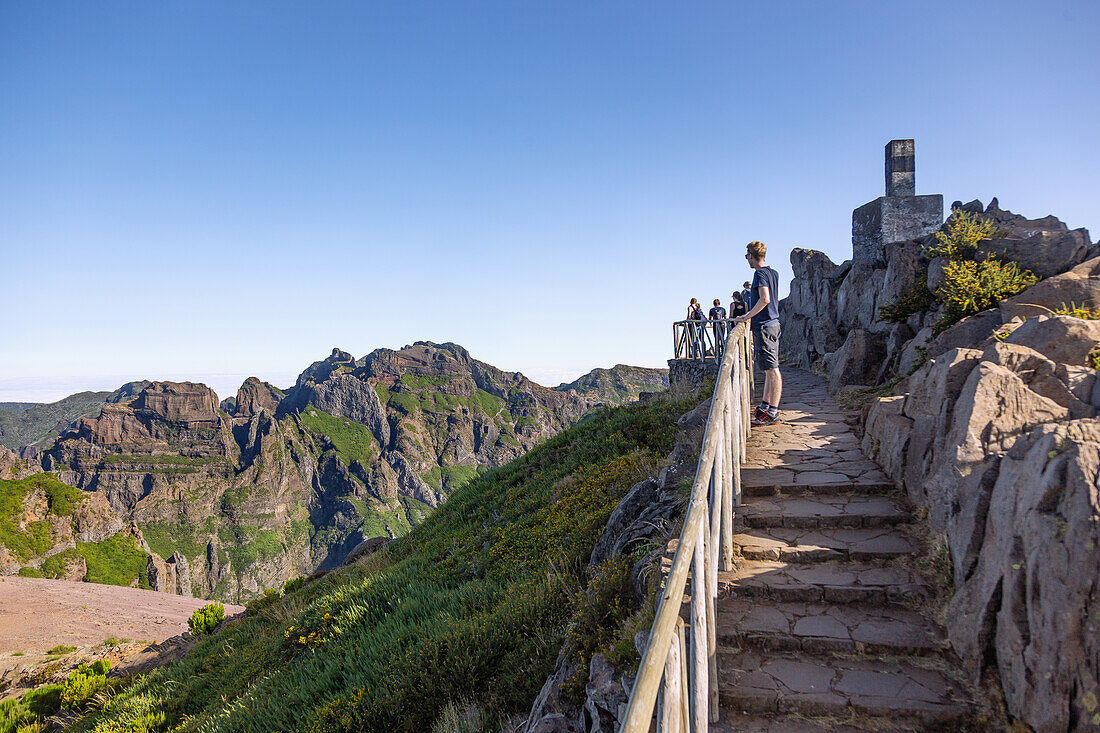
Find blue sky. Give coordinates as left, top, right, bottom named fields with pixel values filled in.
left=2, top=1, right=1097, bottom=402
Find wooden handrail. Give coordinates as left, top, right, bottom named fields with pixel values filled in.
left=622, top=322, right=753, bottom=732
left=672, top=319, right=743, bottom=363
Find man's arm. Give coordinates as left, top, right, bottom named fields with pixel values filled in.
left=735, top=286, right=770, bottom=323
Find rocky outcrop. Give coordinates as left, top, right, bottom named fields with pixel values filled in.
left=783, top=199, right=1096, bottom=387
left=12, top=344, right=662, bottom=605
left=863, top=315, right=1100, bottom=730
left=0, top=381, right=148, bottom=451
left=553, top=365, right=669, bottom=407
left=232, top=378, right=284, bottom=419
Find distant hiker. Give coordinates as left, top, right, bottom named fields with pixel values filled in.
left=709, top=298, right=728, bottom=353
left=687, top=298, right=706, bottom=358
left=740, top=281, right=752, bottom=305
left=729, top=291, right=748, bottom=318
left=733, top=241, right=783, bottom=425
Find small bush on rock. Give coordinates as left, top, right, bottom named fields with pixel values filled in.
left=924, top=210, right=1003, bottom=260
left=934, top=257, right=1039, bottom=335
left=879, top=268, right=937, bottom=323
left=188, top=602, right=224, bottom=636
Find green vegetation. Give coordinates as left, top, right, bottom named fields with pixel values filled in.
left=139, top=521, right=208, bottom=563
left=71, top=390, right=696, bottom=733
left=934, top=257, right=1039, bottom=335
left=60, top=660, right=113, bottom=711
left=77, top=535, right=150, bottom=589
left=1089, top=346, right=1100, bottom=371
left=0, top=473, right=86, bottom=561
left=0, top=684, right=63, bottom=733
left=18, top=566, right=43, bottom=577
left=924, top=210, right=1003, bottom=260
left=299, top=409, right=380, bottom=466
left=422, top=464, right=479, bottom=492
left=47, top=645, right=77, bottom=656
left=189, top=602, right=225, bottom=636
left=42, top=548, right=83, bottom=579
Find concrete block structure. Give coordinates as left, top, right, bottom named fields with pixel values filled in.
left=852, top=139, right=942, bottom=266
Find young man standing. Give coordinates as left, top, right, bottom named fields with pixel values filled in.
left=733, top=241, right=783, bottom=426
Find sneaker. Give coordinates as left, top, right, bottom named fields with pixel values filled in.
left=752, top=404, right=769, bottom=420
left=751, top=411, right=782, bottom=427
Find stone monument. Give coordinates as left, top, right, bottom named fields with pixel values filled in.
left=852, top=139, right=943, bottom=266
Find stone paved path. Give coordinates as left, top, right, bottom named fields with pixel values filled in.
left=708, top=369, right=978, bottom=731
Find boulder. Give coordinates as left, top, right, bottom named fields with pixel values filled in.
left=779, top=249, right=848, bottom=369
left=583, top=654, right=628, bottom=733
left=827, top=329, right=886, bottom=392
left=342, top=536, right=390, bottom=565
left=977, top=200, right=1095, bottom=279
left=1000, top=255, right=1100, bottom=322
left=1004, top=314, right=1100, bottom=368
left=927, top=255, right=949, bottom=293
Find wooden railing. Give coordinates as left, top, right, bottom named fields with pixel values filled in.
left=621, top=322, right=753, bottom=732
left=672, top=318, right=741, bottom=363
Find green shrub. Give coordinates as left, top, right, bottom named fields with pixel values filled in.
left=188, top=602, right=225, bottom=636
left=924, top=210, right=1004, bottom=260
left=46, top=645, right=77, bottom=656
left=1089, top=347, right=1100, bottom=371
left=17, top=567, right=43, bottom=578
left=60, top=661, right=112, bottom=710
left=0, top=684, right=62, bottom=733
left=41, top=548, right=82, bottom=579
left=283, top=576, right=304, bottom=594
left=934, top=257, right=1039, bottom=335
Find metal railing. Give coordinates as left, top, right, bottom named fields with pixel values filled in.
left=621, top=322, right=753, bottom=732
left=672, top=318, right=742, bottom=363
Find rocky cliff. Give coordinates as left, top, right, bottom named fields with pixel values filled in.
left=781, top=187, right=1100, bottom=730
left=4, top=343, right=663, bottom=605
left=0, top=382, right=149, bottom=450
left=554, top=364, right=669, bottom=406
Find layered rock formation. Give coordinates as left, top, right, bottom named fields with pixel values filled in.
left=0, top=382, right=148, bottom=450
left=864, top=316, right=1100, bottom=731
left=6, top=342, right=663, bottom=604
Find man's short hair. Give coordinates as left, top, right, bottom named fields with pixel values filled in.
left=747, top=241, right=766, bottom=261
left=742, top=281, right=751, bottom=288
left=713, top=299, right=721, bottom=306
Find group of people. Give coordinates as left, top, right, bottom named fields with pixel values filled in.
left=685, top=240, right=783, bottom=427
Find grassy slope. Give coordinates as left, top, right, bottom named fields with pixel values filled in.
left=72, top=391, right=695, bottom=733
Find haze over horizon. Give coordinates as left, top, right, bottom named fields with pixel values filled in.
left=3, top=1, right=1098, bottom=403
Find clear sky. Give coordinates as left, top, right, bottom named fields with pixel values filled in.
left=2, top=1, right=1098, bottom=403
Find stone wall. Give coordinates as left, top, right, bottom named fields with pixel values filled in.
left=667, top=358, right=719, bottom=391
left=864, top=315, right=1100, bottom=731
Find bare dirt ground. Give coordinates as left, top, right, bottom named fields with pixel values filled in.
left=0, top=575, right=242, bottom=655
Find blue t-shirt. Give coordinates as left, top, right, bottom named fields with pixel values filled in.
left=749, top=266, right=780, bottom=329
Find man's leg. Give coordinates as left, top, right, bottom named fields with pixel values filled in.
left=765, top=368, right=782, bottom=409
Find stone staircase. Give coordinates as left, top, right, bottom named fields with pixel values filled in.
left=691, top=369, right=980, bottom=732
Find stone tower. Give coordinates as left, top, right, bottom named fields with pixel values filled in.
left=852, top=139, right=943, bottom=266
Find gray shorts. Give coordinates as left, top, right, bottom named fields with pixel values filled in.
left=753, top=321, right=781, bottom=372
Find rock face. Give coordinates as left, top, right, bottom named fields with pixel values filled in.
left=863, top=315, right=1100, bottom=731
left=10, top=343, right=663, bottom=605
left=554, top=365, right=669, bottom=407
left=0, top=381, right=149, bottom=451
left=782, top=198, right=1097, bottom=386
left=232, top=378, right=284, bottom=419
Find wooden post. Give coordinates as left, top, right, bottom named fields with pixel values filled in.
left=721, top=379, right=735, bottom=570
left=678, top=618, right=689, bottom=733
left=691, top=521, right=708, bottom=731
left=660, top=626, right=682, bottom=733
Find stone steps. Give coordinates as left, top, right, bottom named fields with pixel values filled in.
left=718, top=559, right=929, bottom=605
left=716, top=598, right=949, bottom=657
left=734, top=526, right=920, bottom=563
left=741, top=479, right=897, bottom=498
left=712, top=710, right=920, bottom=732
left=738, top=494, right=911, bottom=529
left=716, top=650, right=975, bottom=728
